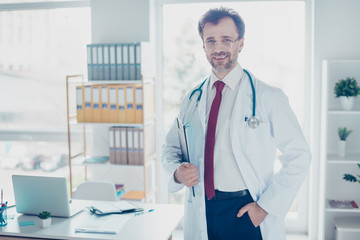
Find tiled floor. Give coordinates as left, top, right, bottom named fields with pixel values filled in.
left=172, top=229, right=309, bottom=240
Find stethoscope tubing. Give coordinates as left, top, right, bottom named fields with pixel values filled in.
left=243, top=69, right=256, bottom=118
left=189, top=69, right=256, bottom=118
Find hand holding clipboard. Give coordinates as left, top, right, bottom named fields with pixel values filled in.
left=176, top=117, right=196, bottom=197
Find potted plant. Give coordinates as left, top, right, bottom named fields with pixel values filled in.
left=343, top=164, right=360, bottom=183
left=36, top=211, right=51, bottom=228
left=338, top=127, right=352, bottom=158
left=334, top=77, right=360, bottom=110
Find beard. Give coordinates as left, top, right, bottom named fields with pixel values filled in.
left=209, top=51, right=238, bottom=73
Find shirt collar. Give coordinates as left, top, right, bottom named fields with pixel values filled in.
left=209, top=63, right=244, bottom=91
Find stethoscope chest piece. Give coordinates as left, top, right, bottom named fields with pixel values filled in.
left=248, top=116, right=259, bottom=129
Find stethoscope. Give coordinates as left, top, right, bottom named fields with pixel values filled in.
left=189, top=69, right=259, bottom=129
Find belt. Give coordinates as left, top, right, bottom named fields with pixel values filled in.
left=208, top=189, right=250, bottom=201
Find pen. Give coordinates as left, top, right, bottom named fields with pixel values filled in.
left=1, top=201, right=7, bottom=207
left=75, top=228, right=117, bottom=234
left=134, top=209, right=154, bottom=216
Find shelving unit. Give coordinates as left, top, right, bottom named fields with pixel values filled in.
left=319, top=60, right=360, bottom=240
left=65, top=42, right=157, bottom=203
left=66, top=76, right=157, bottom=203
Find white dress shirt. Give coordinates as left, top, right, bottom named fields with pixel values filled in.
left=206, top=63, right=247, bottom=191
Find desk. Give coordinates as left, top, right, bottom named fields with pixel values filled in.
left=0, top=201, right=183, bottom=240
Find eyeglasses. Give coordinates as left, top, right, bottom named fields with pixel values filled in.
left=205, top=39, right=239, bottom=48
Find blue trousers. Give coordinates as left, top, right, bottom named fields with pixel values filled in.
left=205, top=192, right=263, bottom=240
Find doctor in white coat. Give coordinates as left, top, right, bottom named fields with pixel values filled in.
left=162, top=7, right=311, bottom=240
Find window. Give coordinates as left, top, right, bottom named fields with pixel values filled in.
left=0, top=4, right=91, bottom=204
left=162, top=1, right=307, bottom=233
left=0, top=8, right=90, bottom=130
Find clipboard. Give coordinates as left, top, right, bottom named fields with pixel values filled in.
left=176, top=117, right=195, bottom=197
left=87, top=206, right=143, bottom=216
left=87, top=201, right=143, bottom=216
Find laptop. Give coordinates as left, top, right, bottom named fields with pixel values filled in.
left=12, top=175, right=83, bottom=217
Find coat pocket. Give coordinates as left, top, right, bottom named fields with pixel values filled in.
left=240, top=122, right=275, bottom=159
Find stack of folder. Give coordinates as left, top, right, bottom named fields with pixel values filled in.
left=109, top=127, right=150, bottom=166
left=87, top=43, right=142, bottom=81
left=76, top=84, right=143, bottom=123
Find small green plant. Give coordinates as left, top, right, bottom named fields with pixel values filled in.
left=334, top=77, right=360, bottom=98
left=38, top=211, right=51, bottom=219
left=343, top=164, right=360, bottom=183
left=338, top=127, right=352, bottom=141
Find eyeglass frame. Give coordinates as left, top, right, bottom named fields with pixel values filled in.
left=204, top=38, right=240, bottom=49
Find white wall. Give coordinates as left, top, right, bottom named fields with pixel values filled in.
left=311, top=0, right=360, bottom=238
left=91, top=0, right=151, bottom=43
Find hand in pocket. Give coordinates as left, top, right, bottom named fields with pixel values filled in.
left=237, top=202, right=268, bottom=227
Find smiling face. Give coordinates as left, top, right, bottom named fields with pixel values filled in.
left=202, top=17, right=244, bottom=79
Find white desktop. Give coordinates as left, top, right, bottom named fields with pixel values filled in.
left=0, top=200, right=183, bottom=240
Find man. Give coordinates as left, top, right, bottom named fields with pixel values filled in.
left=162, top=7, right=311, bottom=240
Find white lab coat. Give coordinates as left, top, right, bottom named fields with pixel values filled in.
left=162, top=70, right=311, bottom=240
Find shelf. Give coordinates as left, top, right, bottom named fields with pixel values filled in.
left=326, top=60, right=360, bottom=64
left=84, top=162, right=145, bottom=168
left=70, top=120, right=145, bottom=127
left=326, top=208, right=360, bottom=213
left=328, top=110, right=360, bottom=115
left=71, top=154, right=156, bottom=167
left=326, top=200, right=360, bottom=213
left=70, top=117, right=155, bottom=126
left=68, top=80, right=143, bottom=84
left=120, top=189, right=158, bottom=202
left=67, top=78, right=154, bottom=85
left=327, top=154, right=360, bottom=164
left=121, top=190, right=145, bottom=201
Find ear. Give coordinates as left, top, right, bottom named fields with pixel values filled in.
left=238, top=38, right=245, bottom=52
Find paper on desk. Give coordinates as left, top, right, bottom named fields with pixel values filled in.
left=75, top=213, right=133, bottom=234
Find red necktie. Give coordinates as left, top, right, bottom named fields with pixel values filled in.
left=205, top=80, right=225, bottom=200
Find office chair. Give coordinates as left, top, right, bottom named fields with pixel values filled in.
left=72, top=181, right=118, bottom=201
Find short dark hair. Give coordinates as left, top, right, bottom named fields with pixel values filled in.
left=198, top=7, right=245, bottom=40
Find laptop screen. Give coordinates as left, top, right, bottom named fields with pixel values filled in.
left=12, top=175, right=74, bottom=217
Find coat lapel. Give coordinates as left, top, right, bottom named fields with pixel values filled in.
left=230, top=69, right=253, bottom=127
left=197, top=78, right=209, bottom=133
